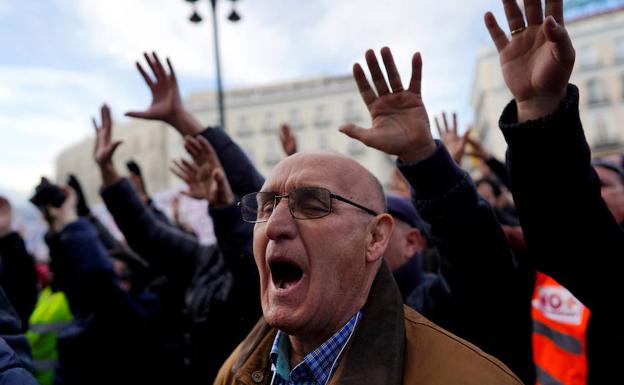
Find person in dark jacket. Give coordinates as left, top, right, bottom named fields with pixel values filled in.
left=0, top=286, right=38, bottom=385
left=126, top=159, right=171, bottom=226
left=485, top=0, right=624, bottom=383
left=94, top=102, right=261, bottom=383
left=0, top=196, right=38, bottom=332
left=42, top=186, right=166, bottom=385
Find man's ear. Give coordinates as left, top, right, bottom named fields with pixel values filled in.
left=365, top=213, right=394, bottom=263
left=404, top=228, right=427, bottom=257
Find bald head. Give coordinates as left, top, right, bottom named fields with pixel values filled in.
left=265, top=151, right=386, bottom=214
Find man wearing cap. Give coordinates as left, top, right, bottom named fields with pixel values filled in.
left=214, top=48, right=524, bottom=385
left=385, top=193, right=435, bottom=299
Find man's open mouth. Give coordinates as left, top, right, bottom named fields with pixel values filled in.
left=270, top=261, right=303, bottom=289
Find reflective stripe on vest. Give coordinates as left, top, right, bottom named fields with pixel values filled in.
left=532, top=272, right=590, bottom=385
left=29, top=321, right=71, bottom=334
left=32, top=359, right=57, bottom=372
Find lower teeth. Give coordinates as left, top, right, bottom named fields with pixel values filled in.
left=278, top=280, right=285, bottom=289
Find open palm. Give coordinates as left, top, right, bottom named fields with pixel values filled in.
left=126, top=52, right=184, bottom=124
left=340, top=48, right=435, bottom=163
left=485, top=0, right=575, bottom=119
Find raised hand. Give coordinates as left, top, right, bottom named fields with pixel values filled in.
left=93, top=104, right=122, bottom=167
left=339, top=47, right=435, bottom=163
left=47, top=187, right=78, bottom=233
left=93, top=104, right=122, bottom=186
left=0, top=196, right=12, bottom=236
left=126, top=52, right=184, bottom=124
left=279, top=123, right=297, bottom=156
left=464, top=135, right=492, bottom=161
left=171, top=158, right=204, bottom=200
left=485, top=0, right=575, bottom=122
left=173, top=136, right=234, bottom=207
left=434, top=112, right=470, bottom=164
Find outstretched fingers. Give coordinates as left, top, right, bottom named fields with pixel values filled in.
left=546, top=0, right=564, bottom=26
left=365, top=49, right=391, bottom=96
left=503, top=0, right=526, bottom=32
left=485, top=12, right=509, bottom=52
left=143, top=52, right=161, bottom=82
left=523, top=0, right=544, bottom=26
left=380, top=47, right=403, bottom=92
left=101, top=104, right=112, bottom=142
left=434, top=117, right=443, bottom=137
left=339, top=123, right=371, bottom=146
left=407, top=52, right=422, bottom=95
left=151, top=52, right=168, bottom=82
left=166, top=57, right=177, bottom=83
left=136, top=62, right=155, bottom=90
left=353, top=63, right=377, bottom=107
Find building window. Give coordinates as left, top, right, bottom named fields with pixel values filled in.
left=288, top=108, right=304, bottom=131
left=579, top=46, right=599, bottom=70
left=587, top=79, right=608, bottom=105
left=616, top=38, right=624, bottom=63
left=262, top=111, right=276, bottom=134
left=343, top=99, right=363, bottom=123
left=314, top=104, right=331, bottom=128
left=317, top=132, right=329, bottom=150
left=591, top=112, right=617, bottom=149
left=264, top=138, right=281, bottom=167
left=236, top=115, right=254, bottom=137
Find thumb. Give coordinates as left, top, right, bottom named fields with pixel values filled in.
left=125, top=111, right=149, bottom=119
left=110, top=140, right=123, bottom=155
left=339, top=123, right=370, bottom=145
left=544, top=16, right=575, bottom=64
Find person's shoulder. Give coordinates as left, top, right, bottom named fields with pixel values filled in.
left=402, top=306, right=522, bottom=385
left=213, top=343, right=242, bottom=385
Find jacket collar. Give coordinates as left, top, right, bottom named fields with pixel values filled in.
left=233, top=260, right=405, bottom=385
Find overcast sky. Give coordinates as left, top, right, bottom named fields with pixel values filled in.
left=0, top=0, right=510, bottom=204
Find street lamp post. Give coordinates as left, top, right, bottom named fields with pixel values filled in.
left=186, top=0, right=241, bottom=131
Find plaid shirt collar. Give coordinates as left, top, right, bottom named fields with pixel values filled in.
left=269, top=311, right=362, bottom=385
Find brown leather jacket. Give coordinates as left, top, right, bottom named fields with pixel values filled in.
left=213, top=262, right=522, bottom=385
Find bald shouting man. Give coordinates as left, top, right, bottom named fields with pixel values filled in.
left=213, top=48, right=522, bottom=385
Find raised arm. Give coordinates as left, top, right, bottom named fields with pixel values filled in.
left=126, top=53, right=264, bottom=197
left=486, top=0, right=624, bottom=318
left=340, top=47, right=532, bottom=382
left=93, top=104, right=204, bottom=285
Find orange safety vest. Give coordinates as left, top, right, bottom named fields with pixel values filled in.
left=531, top=272, right=591, bottom=385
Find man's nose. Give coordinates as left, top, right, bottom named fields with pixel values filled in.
left=265, top=198, right=296, bottom=241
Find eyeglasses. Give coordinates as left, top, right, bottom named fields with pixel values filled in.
left=239, top=186, right=379, bottom=223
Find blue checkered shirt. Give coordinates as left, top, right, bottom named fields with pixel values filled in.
left=269, top=311, right=362, bottom=385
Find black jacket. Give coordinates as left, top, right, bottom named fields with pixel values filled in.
left=0, top=232, right=38, bottom=332
left=399, top=142, right=534, bottom=384
left=46, top=219, right=162, bottom=385
left=499, top=84, right=624, bottom=384
left=101, top=179, right=260, bottom=383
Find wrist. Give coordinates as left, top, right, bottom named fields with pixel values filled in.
left=0, top=228, right=12, bottom=238
left=99, top=163, right=121, bottom=187
left=516, top=90, right=566, bottom=123
left=55, top=214, right=79, bottom=233
left=168, top=108, right=203, bottom=136
left=398, top=140, right=437, bottom=164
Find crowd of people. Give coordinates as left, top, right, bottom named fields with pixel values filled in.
left=1, top=1, right=623, bottom=384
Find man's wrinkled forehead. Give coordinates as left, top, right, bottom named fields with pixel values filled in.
left=262, top=154, right=342, bottom=193
left=262, top=152, right=356, bottom=194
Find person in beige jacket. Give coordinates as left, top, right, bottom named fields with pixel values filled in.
left=213, top=42, right=523, bottom=385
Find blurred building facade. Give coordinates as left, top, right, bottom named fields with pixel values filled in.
left=56, top=74, right=394, bottom=205
left=471, top=1, right=624, bottom=160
